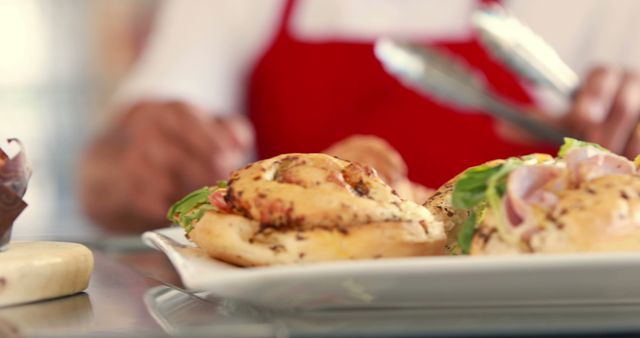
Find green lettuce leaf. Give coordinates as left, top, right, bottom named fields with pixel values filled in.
left=452, top=162, right=503, bottom=209
left=166, top=181, right=227, bottom=232
left=166, top=186, right=212, bottom=222
left=457, top=211, right=477, bottom=254
left=452, top=158, right=529, bottom=252
left=557, top=137, right=609, bottom=158
left=180, top=204, right=215, bottom=233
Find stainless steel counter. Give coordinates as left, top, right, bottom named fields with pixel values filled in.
left=0, top=251, right=168, bottom=338
left=4, top=241, right=640, bottom=338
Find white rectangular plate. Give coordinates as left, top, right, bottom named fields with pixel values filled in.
left=143, top=227, right=640, bottom=310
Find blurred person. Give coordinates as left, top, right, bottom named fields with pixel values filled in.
left=80, top=0, right=640, bottom=232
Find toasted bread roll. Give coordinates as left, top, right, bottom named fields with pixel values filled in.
left=190, top=212, right=445, bottom=266
left=178, top=153, right=446, bottom=266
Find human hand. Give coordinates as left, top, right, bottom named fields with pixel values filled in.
left=120, top=102, right=253, bottom=217
left=0, top=317, right=18, bottom=338
left=323, top=135, right=407, bottom=185
left=496, top=66, right=640, bottom=158
left=81, top=101, right=254, bottom=230
left=564, top=66, right=640, bottom=157
left=392, top=178, right=435, bottom=204
left=323, top=135, right=433, bottom=203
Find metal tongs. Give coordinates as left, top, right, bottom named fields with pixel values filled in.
left=472, top=3, right=579, bottom=97
left=0, top=139, right=31, bottom=251
left=374, top=3, right=578, bottom=145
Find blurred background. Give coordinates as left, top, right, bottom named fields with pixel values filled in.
left=1, top=1, right=157, bottom=240
left=5, top=0, right=640, bottom=240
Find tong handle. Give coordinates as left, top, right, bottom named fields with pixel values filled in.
left=482, top=95, right=566, bottom=145
left=375, top=39, right=568, bottom=145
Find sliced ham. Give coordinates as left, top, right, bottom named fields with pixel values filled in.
left=565, top=147, right=634, bottom=186
left=503, top=146, right=635, bottom=230
left=504, top=165, right=565, bottom=228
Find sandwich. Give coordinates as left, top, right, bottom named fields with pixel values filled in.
left=424, top=138, right=640, bottom=255
left=168, top=153, right=446, bottom=266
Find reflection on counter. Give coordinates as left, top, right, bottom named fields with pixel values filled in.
left=144, top=286, right=274, bottom=338
left=144, top=284, right=640, bottom=337
left=0, top=293, right=92, bottom=337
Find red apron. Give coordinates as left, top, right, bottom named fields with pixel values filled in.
left=247, top=0, right=554, bottom=188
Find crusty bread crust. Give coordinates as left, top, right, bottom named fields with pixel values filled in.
left=423, top=179, right=469, bottom=252
left=225, top=153, right=432, bottom=228
left=189, top=211, right=446, bottom=266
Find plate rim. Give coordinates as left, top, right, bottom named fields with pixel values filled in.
left=143, top=226, right=640, bottom=291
